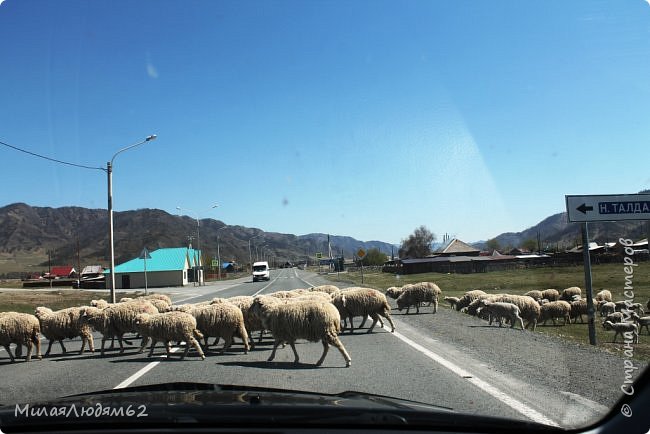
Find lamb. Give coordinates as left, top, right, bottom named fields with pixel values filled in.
left=559, top=286, right=581, bottom=302
left=455, top=290, right=487, bottom=311
left=250, top=297, right=351, bottom=367
left=595, top=290, right=612, bottom=303
left=35, top=306, right=95, bottom=356
left=541, top=289, right=560, bottom=302
left=443, top=296, right=460, bottom=310
left=82, top=300, right=159, bottom=355
left=186, top=303, right=250, bottom=353
left=476, top=301, right=524, bottom=329
left=482, top=294, right=540, bottom=330
left=330, top=287, right=395, bottom=333
left=135, top=311, right=205, bottom=360
left=602, top=320, right=639, bottom=344
left=604, top=312, right=625, bottom=324
left=90, top=299, right=111, bottom=309
left=538, top=301, right=572, bottom=326
left=523, top=290, right=543, bottom=301
left=570, top=299, right=588, bottom=323
left=395, top=282, right=441, bottom=314
left=600, top=302, right=616, bottom=317
left=0, top=312, right=42, bottom=362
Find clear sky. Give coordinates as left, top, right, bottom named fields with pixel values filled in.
left=1, top=0, right=649, bottom=245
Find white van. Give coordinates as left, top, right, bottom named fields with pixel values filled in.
left=252, top=261, right=270, bottom=282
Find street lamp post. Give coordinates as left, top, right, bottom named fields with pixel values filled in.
left=176, top=204, right=218, bottom=286
left=107, top=134, right=156, bottom=303
left=248, top=234, right=262, bottom=271
left=216, top=225, right=227, bottom=280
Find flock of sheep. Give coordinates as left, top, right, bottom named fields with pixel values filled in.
left=1, top=280, right=646, bottom=366
left=0, top=283, right=440, bottom=366
left=436, top=287, right=649, bottom=344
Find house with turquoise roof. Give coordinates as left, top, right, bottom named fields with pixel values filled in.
left=104, top=247, right=203, bottom=289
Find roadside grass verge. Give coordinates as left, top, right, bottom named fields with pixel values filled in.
left=325, top=263, right=650, bottom=362
left=0, top=290, right=145, bottom=314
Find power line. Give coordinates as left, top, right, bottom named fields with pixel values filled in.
left=0, top=139, right=105, bottom=171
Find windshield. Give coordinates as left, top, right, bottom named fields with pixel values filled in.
left=0, top=0, right=648, bottom=432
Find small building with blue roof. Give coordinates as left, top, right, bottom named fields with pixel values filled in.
left=104, top=247, right=203, bottom=289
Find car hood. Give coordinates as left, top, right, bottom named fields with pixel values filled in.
left=0, top=383, right=556, bottom=432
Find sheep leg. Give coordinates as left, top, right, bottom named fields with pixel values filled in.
left=212, top=337, right=220, bottom=347
left=268, top=340, right=281, bottom=361
left=381, top=311, right=395, bottom=332
left=514, top=316, right=524, bottom=330
left=32, top=334, right=42, bottom=360
left=138, top=337, right=149, bottom=354
left=117, top=334, right=126, bottom=354
left=367, top=314, right=380, bottom=333
left=3, top=345, right=15, bottom=362
left=358, top=315, right=368, bottom=329
left=415, top=304, right=420, bottom=314
left=328, top=335, right=351, bottom=367
left=188, top=337, right=205, bottom=360
left=148, top=339, right=158, bottom=357
left=316, top=340, right=329, bottom=366
left=257, top=330, right=264, bottom=343
left=347, top=316, right=355, bottom=333
left=289, top=342, right=300, bottom=364
left=219, top=335, right=233, bottom=354
left=59, top=340, right=67, bottom=354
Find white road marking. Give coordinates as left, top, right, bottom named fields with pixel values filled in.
left=114, top=347, right=180, bottom=389
left=382, top=324, right=560, bottom=427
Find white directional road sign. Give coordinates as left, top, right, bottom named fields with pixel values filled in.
left=566, top=194, right=650, bottom=222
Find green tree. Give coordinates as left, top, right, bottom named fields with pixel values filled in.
left=361, top=248, right=388, bottom=266
left=521, top=239, right=537, bottom=252
left=486, top=238, right=501, bottom=251
left=399, top=225, right=436, bottom=258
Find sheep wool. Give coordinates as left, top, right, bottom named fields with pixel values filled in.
left=0, top=312, right=42, bottom=362
left=135, top=311, right=205, bottom=360
left=35, top=306, right=95, bottom=356
left=456, top=290, right=487, bottom=311
left=331, top=287, right=395, bottom=333
left=187, top=302, right=250, bottom=353
left=538, top=301, right=572, bottom=326
left=395, top=282, right=441, bottom=314
left=251, top=298, right=351, bottom=367
left=477, top=301, right=525, bottom=329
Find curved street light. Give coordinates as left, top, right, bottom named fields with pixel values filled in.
left=107, top=134, right=157, bottom=303
left=248, top=234, right=262, bottom=272
left=176, top=204, right=219, bottom=286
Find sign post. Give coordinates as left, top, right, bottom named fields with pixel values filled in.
left=566, top=193, right=650, bottom=346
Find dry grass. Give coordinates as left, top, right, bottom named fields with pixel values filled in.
left=0, top=290, right=143, bottom=314
left=325, top=262, right=650, bottom=361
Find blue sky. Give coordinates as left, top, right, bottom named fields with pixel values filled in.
left=1, top=0, right=649, bottom=245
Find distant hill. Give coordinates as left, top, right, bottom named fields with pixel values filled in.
left=481, top=212, right=648, bottom=252
left=0, top=203, right=396, bottom=275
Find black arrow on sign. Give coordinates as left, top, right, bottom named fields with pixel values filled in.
left=576, top=203, right=594, bottom=214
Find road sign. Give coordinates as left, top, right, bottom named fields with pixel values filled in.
left=211, top=259, right=219, bottom=267
left=566, top=194, right=650, bottom=222
left=315, top=252, right=322, bottom=259
left=357, top=248, right=366, bottom=258
left=138, top=248, right=151, bottom=259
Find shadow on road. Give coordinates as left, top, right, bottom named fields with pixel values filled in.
left=219, top=360, right=334, bottom=370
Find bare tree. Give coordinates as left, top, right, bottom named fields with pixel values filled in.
left=399, top=225, right=436, bottom=258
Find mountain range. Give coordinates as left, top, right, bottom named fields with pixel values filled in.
left=0, top=203, right=395, bottom=275
left=1, top=200, right=648, bottom=276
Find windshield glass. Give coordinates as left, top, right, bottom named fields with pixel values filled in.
left=0, top=0, right=648, bottom=431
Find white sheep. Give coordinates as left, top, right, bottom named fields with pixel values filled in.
left=600, top=302, right=616, bottom=317
left=250, top=297, right=351, bottom=367
left=595, top=290, right=612, bottom=303
left=477, top=301, right=524, bottom=329
left=559, top=286, right=582, bottom=302
left=443, top=296, right=460, bottom=310
left=485, top=294, right=540, bottom=330
left=186, top=303, right=250, bottom=353
left=331, top=287, right=395, bottom=333
left=35, top=306, right=95, bottom=356
left=385, top=286, right=404, bottom=300
left=570, top=299, right=588, bottom=324
left=604, top=312, right=625, bottom=324
left=541, top=289, right=560, bottom=302
left=82, top=300, right=159, bottom=355
left=0, top=312, right=42, bottom=362
left=308, top=285, right=340, bottom=295
left=602, top=320, right=639, bottom=344
left=523, top=290, right=543, bottom=301
left=632, top=315, right=650, bottom=335
left=396, top=282, right=441, bottom=314
left=538, top=301, right=572, bottom=326
left=455, top=290, right=487, bottom=311
left=135, top=311, right=205, bottom=360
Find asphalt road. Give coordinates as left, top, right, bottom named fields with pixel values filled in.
left=0, top=268, right=641, bottom=429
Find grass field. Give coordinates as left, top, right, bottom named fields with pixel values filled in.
left=0, top=290, right=147, bottom=314
left=324, top=262, right=650, bottom=362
